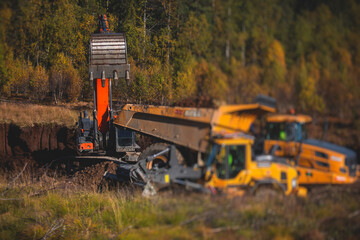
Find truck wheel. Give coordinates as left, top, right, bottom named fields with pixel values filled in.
left=139, top=143, right=184, bottom=170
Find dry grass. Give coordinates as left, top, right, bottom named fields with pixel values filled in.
left=0, top=102, right=79, bottom=127
left=0, top=167, right=359, bottom=240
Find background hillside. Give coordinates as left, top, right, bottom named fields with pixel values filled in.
left=0, top=0, right=360, bottom=118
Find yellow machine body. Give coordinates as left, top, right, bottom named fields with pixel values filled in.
left=264, top=114, right=357, bottom=185
left=204, top=138, right=305, bottom=196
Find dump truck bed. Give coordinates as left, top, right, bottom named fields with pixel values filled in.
left=114, top=103, right=275, bottom=152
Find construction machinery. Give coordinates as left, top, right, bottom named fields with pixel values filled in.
left=77, top=14, right=135, bottom=156
left=263, top=114, right=358, bottom=186
left=76, top=19, right=306, bottom=197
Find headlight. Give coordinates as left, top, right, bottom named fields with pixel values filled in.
left=291, top=178, right=297, bottom=189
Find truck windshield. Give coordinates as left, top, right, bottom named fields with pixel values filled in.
left=266, top=122, right=306, bottom=142
left=216, top=145, right=246, bottom=179
left=266, top=122, right=287, bottom=140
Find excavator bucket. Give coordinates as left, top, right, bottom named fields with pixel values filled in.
left=89, top=33, right=130, bottom=82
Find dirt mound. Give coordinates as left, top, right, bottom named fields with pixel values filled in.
left=0, top=123, right=76, bottom=177
left=0, top=123, right=127, bottom=192
left=71, top=161, right=118, bottom=190
left=0, top=123, right=75, bottom=158
left=1, top=156, right=120, bottom=192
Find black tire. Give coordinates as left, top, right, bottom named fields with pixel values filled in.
left=139, top=143, right=184, bottom=169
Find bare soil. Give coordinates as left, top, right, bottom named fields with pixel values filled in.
left=0, top=123, right=119, bottom=191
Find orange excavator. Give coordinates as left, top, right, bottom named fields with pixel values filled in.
left=76, top=14, right=134, bottom=156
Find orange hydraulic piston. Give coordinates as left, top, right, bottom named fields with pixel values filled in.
left=96, top=78, right=109, bottom=133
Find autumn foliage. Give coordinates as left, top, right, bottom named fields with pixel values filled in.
left=0, top=0, right=359, bottom=119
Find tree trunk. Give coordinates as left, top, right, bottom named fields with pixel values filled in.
left=167, top=1, right=171, bottom=68
left=143, top=0, right=147, bottom=68
left=225, top=1, right=232, bottom=64
left=241, top=23, right=246, bottom=67
left=53, top=92, right=57, bottom=104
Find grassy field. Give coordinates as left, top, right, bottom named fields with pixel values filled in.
left=0, top=101, right=84, bottom=127
left=0, top=171, right=359, bottom=240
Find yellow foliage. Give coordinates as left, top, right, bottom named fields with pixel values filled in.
left=336, top=47, right=352, bottom=68
left=265, top=40, right=286, bottom=68
left=30, top=65, right=49, bottom=100
left=173, top=57, right=197, bottom=101
left=69, top=32, right=86, bottom=67
left=106, top=14, right=119, bottom=32
left=50, top=53, right=81, bottom=101
left=263, top=40, right=287, bottom=87
left=228, top=58, right=266, bottom=103
left=5, top=58, right=33, bottom=95
left=194, top=59, right=228, bottom=100
left=0, top=6, right=12, bottom=42
left=298, top=74, right=325, bottom=113
left=181, top=13, right=212, bottom=58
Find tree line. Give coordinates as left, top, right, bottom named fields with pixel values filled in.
left=0, top=0, right=359, bottom=118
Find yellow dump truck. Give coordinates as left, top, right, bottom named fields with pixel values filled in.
left=264, top=114, right=357, bottom=186
left=105, top=101, right=306, bottom=196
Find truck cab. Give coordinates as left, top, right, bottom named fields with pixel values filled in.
left=264, top=114, right=310, bottom=157
left=264, top=114, right=358, bottom=185
left=205, top=137, right=304, bottom=196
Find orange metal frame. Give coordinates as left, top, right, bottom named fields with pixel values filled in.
left=96, top=78, right=109, bottom=133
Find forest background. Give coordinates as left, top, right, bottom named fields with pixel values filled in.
left=0, top=0, right=359, bottom=119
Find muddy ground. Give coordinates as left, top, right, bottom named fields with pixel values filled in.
left=0, top=123, right=115, bottom=189
left=0, top=123, right=159, bottom=191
